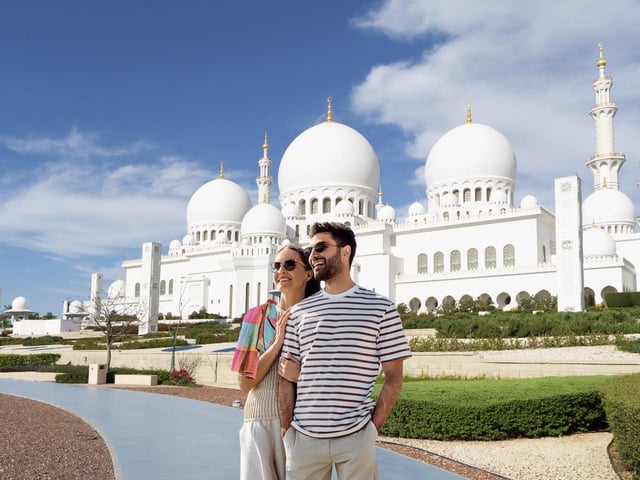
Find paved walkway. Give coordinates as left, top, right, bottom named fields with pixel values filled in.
left=0, top=378, right=466, bottom=479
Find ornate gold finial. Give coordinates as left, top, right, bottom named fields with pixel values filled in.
left=263, top=132, right=269, bottom=149
left=592, top=219, right=597, bottom=228
left=327, top=96, right=333, bottom=122
left=219, top=161, right=224, bottom=179
left=466, top=103, right=472, bottom=123
left=602, top=177, right=608, bottom=189
left=596, top=42, right=607, bottom=68
left=378, top=184, right=383, bottom=201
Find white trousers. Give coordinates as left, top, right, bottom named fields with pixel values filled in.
left=239, top=418, right=286, bottom=480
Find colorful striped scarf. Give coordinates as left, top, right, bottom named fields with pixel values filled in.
left=230, top=299, right=279, bottom=379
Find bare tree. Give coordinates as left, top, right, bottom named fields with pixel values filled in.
left=85, top=295, right=146, bottom=370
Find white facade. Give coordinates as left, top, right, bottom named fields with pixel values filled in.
left=99, top=46, right=638, bottom=319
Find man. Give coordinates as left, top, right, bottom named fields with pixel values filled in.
left=278, top=221, right=411, bottom=479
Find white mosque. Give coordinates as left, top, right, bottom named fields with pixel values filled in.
left=89, top=45, right=639, bottom=332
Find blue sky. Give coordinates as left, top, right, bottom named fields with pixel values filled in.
left=1, top=0, right=639, bottom=315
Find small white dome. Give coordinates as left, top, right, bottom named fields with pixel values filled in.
left=520, top=194, right=539, bottom=208
left=182, top=234, right=193, bottom=245
left=490, top=188, right=508, bottom=204
left=282, top=202, right=298, bottom=217
left=583, top=227, right=617, bottom=257
left=335, top=199, right=354, bottom=215
left=378, top=204, right=396, bottom=221
left=69, top=300, right=85, bottom=314
left=169, top=239, right=182, bottom=250
left=108, top=279, right=126, bottom=299
left=186, top=177, right=252, bottom=228
left=278, top=121, right=380, bottom=195
left=241, top=203, right=286, bottom=237
left=425, top=123, right=516, bottom=186
left=582, top=188, right=636, bottom=227
left=11, top=296, right=29, bottom=311
left=408, top=201, right=426, bottom=216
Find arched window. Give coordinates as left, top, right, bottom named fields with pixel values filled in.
left=203, top=231, right=208, bottom=241
left=443, top=212, right=449, bottom=221
left=450, top=250, right=461, bottom=271
left=474, top=188, right=482, bottom=201
left=417, top=253, right=428, bottom=274
left=168, top=279, right=174, bottom=295
left=503, top=244, right=515, bottom=267
left=311, top=198, right=318, bottom=214
left=227, top=230, right=232, bottom=241
left=299, top=199, right=306, bottom=216
left=542, top=245, right=547, bottom=263
left=245, top=282, right=250, bottom=313
left=467, top=248, right=478, bottom=270
left=358, top=199, right=365, bottom=215
left=134, top=283, right=141, bottom=297
left=196, top=231, right=201, bottom=242
left=434, top=251, right=444, bottom=273
left=160, top=280, right=166, bottom=295
left=485, top=246, right=497, bottom=269
left=463, top=189, right=471, bottom=202
left=322, top=198, right=331, bottom=213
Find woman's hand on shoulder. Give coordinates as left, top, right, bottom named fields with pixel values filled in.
left=274, top=307, right=291, bottom=345
left=278, top=352, right=300, bottom=382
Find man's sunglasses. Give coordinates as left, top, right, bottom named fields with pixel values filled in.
left=309, top=242, right=342, bottom=254
left=271, top=259, right=306, bottom=272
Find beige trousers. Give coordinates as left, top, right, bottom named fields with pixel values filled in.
left=239, top=418, right=286, bottom=480
left=283, top=422, right=379, bottom=480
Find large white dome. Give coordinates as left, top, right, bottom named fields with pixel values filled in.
left=186, top=177, right=252, bottom=228
left=241, top=203, right=287, bottom=237
left=278, top=121, right=380, bottom=195
left=582, top=188, right=636, bottom=227
left=11, top=296, right=29, bottom=311
left=583, top=227, right=617, bottom=257
left=425, top=123, right=517, bottom=186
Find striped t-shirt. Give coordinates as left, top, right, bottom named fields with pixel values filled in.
left=282, top=284, right=411, bottom=438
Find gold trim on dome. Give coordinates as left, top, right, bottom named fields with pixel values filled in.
left=327, top=96, right=333, bottom=122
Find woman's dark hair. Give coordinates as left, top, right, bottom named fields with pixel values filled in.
left=279, top=245, right=321, bottom=297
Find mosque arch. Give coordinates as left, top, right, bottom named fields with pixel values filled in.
left=516, top=291, right=530, bottom=306
left=601, top=285, right=618, bottom=304
left=485, top=246, right=497, bottom=269
left=478, top=293, right=492, bottom=304
left=322, top=197, right=331, bottom=213
left=458, top=294, right=474, bottom=311
left=442, top=295, right=456, bottom=311
left=417, top=253, right=428, bottom=274
left=134, top=283, right=141, bottom=297
left=203, top=231, right=208, bottom=241
left=467, top=248, right=478, bottom=270
left=160, top=280, right=166, bottom=296
left=496, top=292, right=511, bottom=310
left=168, top=279, right=174, bottom=295
left=584, top=287, right=595, bottom=307
left=450, top=250, right=461, bottom=271
left=463, top=188, right=471, bottom=202
left=358, top=199, right=365, bottom=215
left=311, top=198, right=318, bottom=214
left=409, top=297, right=421, bottom=313
left=474, top=187, right=482, bottom=201
left=299, top=199, right=306, bottom=216
left=443, top=212, right=449, bottom=222
left=244, top=282, right=250, bottom=314
left=425, top=297, right=438, bottom=312
left=503, top=244, right=515, bottom=267
left=534, top=290, right=552, bottom=303
left=434, top=251, right=444, bottom=273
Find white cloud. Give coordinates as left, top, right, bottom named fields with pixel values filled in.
left=0, top=130, right=219, bottom=258
left=350, top=0, right=640, bottom=211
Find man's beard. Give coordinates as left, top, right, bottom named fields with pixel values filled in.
left=314, top=250, right=341, bottom=282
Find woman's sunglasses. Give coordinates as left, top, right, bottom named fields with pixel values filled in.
left=271, top=259, right=305, bottom=272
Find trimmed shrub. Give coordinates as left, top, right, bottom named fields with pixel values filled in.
left=376, top=376, right=608, bottom=440
left=0, top=353, right=60, bottom=368
left=599, top=374, right=640, bottom=478
left=605, top=292, right=634, bottom=308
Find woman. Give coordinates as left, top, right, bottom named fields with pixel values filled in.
left=231, top=245, right=320, bottom=479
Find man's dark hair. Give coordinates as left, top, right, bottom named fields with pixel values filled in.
left=310, top=222, right=356, bottom=266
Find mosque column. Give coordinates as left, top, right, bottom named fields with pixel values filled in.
left=586, top=43, right=626, bottom=190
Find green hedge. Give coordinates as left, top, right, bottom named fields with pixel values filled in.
left=376, top=376, right=608, bottom=440
left=55, top=366, right=171, bottom=384
left=0, top=353, right=61, bottom=368
left=599, top=374, right=640, bottom=478
left=605, top=292, right=634, bottom=308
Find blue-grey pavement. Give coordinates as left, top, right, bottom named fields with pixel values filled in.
left=0, top=379, right=467, bottom=479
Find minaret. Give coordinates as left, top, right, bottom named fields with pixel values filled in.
left=586, top=43, right=626, bottom=190
left=256, top=133, right=273, bottom=204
